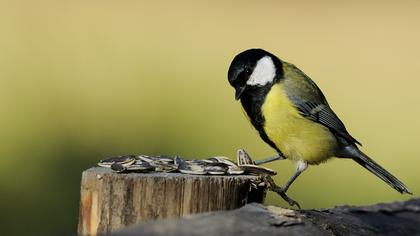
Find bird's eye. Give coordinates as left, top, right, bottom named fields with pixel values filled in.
left=245, top=68, right=252, bottom=75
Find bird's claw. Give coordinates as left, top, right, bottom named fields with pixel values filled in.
left=282, top=195, right=301, bottom=209
left=263, top=175, right=301, bottom=209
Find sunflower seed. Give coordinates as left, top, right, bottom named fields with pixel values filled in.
left=110, top=163, right=127, bottom=173
left=240, top=164, right=277, bottom=176
left=237, top=149, right=254, bottom=166
left=125, top=161, right=154, bottom=171
left=98, top=155, right=136, bottom=168
left=226, top=166, right=245, bottom=175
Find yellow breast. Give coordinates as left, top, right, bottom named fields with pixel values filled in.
left=261, top=84, right=337, bottom=164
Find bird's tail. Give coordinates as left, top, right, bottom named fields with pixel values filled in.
left=347, top=147, right=412, bottom=194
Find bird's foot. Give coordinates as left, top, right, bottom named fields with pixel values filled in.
left=237, top=148, right=285, bottom=165
left=263, top=175, right=301, bottom=209
left=254, top=155, right=285, bottom=165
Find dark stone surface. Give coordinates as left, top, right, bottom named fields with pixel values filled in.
left=114, top=198, right=420, bottom=236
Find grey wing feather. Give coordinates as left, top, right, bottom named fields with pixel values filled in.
left=293, top=99, right=361, bottom=146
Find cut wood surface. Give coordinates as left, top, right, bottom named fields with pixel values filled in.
left=114, top=198, right=420, bottom=236
left=78, top=167, right=266, bottom=235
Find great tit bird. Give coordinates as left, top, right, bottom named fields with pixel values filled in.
left=227, top=49, right=411, bottom=204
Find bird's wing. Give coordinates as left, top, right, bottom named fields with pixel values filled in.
left=282, top=62, right=361, bottom=146
left=292, top=99, right=361, bottom=145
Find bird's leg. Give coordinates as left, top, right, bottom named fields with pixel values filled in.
left=281, top=160, right=308, bottom=193
left=237, top=149, right=285, bottom=165
left=263, top=175, right=301, bottom=209
left=254, top=155, right=285, bottom=165
left=264, top=160, right=308, bottom=208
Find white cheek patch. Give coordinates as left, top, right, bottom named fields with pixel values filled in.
left=247, top=56, right=276, bottom=86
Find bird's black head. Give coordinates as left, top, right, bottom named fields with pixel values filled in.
left=228, top=48, right=283, bottom=100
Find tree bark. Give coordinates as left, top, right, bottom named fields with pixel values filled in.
left=78, top=167, right=266, bottom=235
left=114, top=198, right=420, bottom=236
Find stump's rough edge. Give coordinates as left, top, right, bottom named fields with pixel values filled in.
left=83, top=167, right=266, bottom=180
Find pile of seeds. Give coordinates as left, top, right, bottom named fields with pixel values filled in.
left=97, top=149, right=276, bottom=176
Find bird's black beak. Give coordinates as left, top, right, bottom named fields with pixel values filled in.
left=235, top=86, right=246, bottom=100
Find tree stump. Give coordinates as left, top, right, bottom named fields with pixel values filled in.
left=78, top=167, right=266, bottom=235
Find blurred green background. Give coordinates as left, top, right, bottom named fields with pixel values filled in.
left=1, top=0, right=419, bottom=235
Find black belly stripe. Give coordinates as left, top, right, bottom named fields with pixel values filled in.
left=240, top=86, right=283, bottom=155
